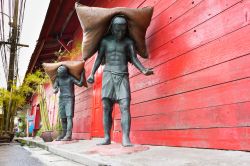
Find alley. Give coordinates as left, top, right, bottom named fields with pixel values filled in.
left=0, top=142, right=84, bottom=166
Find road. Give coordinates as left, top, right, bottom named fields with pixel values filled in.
left=0, top=142, right=85, bottom=166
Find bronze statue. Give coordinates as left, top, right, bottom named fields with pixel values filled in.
left=53, top=65, right=85, bottom=141
left=87, top=16, right=153, bottom=146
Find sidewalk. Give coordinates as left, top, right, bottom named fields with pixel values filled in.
left=16, top=137, right=250, bottom=166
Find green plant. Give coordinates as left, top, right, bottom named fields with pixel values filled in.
left=0, top=70, right=49, bottom=135
left=37, top=84, right=52, bottom=132
left=18, top=113, right=27, bottom=133
left=53, top=112, right=62, bottom=131
left=20, top=140, right=26, bottom=146
left=0, top=86, right=27, bottom=134
left=35, top=129, right=42, bottom=137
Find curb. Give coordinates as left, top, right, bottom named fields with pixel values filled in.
left=15, top=138, right=111, bottom=166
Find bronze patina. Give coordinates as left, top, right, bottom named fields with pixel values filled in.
left=87, top=16, right=153, bottom=146
left=53, top=65, right=85, bottom=141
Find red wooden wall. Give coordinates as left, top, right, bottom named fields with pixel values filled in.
left=71, top=28, right=93, bottom=140
left=28, top=93, right=41, bottom=135
left=29, top=94, right=39, bottom=129
left=45, top=0, right=250, bottom=150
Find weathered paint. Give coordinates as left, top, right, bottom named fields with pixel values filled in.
left=28, top=94, right=40, bottom=135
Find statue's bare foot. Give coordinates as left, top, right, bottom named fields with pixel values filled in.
left=55, top=134, right=65, bottom=141
left=122, top=137, right=133, bottom=147
left=61, top=136, right=72, bottom=141
left=97, top=138, right=111, bottom=145
left=55, top=137, right=62, bottom=141
left=122, top=142, right=133, bottom=147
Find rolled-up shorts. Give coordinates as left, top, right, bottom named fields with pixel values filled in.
left=102, top=71, right=131, bottom=101
left=59, top=96, right=75, bottom=118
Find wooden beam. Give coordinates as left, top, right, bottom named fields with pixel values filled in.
left=0, top=41, right=29, bottom=47
left=57, top=38, right=71, bottom=53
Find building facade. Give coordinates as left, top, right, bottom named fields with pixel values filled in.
left=27, top=0, right=250, bottom=151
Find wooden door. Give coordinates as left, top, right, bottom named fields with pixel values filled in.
left=91, top=66, right=104, bottom=137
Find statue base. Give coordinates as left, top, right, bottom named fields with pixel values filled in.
left=85, top=143, right=149, bottom=156
left=49, top=140, right=79, bottom=145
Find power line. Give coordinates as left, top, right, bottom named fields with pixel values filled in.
left=0, top=0, right=9, bottom=80
left=0, top=46, right=8, bottom=81
left=18, top=0, right=23, bottom=31
left=21, top=0, right=26, bottom=26
left=15, top=0, right=27, bottom=86
left=0, top=0, right=28, bottom=88
left=8, top=0, right=12, bottom=21
left=1, top=19, right=7, bottom=79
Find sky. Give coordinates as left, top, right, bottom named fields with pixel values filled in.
left=0, top=0, right=50, bottom=88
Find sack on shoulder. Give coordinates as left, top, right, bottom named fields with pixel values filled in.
left=75, top=3, right=153, bottom=61
left=42, top=61, right=87, bottom=87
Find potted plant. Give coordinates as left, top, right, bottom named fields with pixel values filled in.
left=52, top=113, right=62, bottom=140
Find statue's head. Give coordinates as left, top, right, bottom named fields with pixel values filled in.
left=111, top=15, right=127, bottom=41
left=57, top=65, right=68, bottom=77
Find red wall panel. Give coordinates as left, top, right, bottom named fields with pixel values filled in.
left=115, top=102, right=250, bottom=130
left=129, top=78, right=250, bottom=117
left=130, top=25, right=250, bottom=93
left=113, top=127, right=250, bottom=151
left=129, top=0, right=249, bottom=79
left=147, top=0, right=242, bottom=52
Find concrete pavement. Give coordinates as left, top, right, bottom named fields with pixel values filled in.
left=17, top=137, right=250, bottom=166
left=23, top=145, right=85, bottom=166
left=0, top=142, right=85, bottom=166
left=0, top=142, right=44, bottom=166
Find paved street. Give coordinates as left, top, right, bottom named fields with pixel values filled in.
left=0, top=142, right=44, bottom=166
left=0, top=142, right=84, bottom=166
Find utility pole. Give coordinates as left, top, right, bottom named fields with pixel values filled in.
left=7, top=0, right=19, bottom=91
left=3, top=0, right=19, bottom=133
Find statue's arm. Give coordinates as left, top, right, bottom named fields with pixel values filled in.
left=72, top=71, right=84, bottom=87
left=128, top=41, right=153, bottom=76
left=53, top=78, right=59, bottom=94
left=87, top=40, right=105, bottom=84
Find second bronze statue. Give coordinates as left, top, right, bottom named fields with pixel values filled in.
left=53, top=65, right=85, bottom=141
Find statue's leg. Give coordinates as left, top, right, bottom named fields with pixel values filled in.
left=56, top=99, right=67, bottom=141
left=118, top=98, right=132, bottom=147
left=98, top=98, right=113, bottom=145
left=61, top=116, right=73, bottom=141
left=56, top=118, right=67, bottom=141
left=62, top=98, right=74, bottom=141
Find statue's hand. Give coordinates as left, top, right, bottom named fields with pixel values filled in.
left=87, top=74, right=95, bottom=84
left=143, top=68, right=154, bottom=76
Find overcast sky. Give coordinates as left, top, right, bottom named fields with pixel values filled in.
left=0, top=0, right=50, bottom=88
